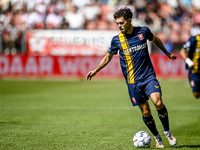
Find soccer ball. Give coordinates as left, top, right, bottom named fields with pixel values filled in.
left=133, top=131, right=152, bottom=148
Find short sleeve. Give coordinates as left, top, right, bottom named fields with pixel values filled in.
left=145, top=27, right=154, bottom=41
left=108, top=37, right=119, bottom=55
left=183, top=36, right=195, bottom=52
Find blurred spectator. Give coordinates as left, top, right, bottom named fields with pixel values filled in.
left=1, top=0, right=11, bottom=12
left=71, top=0, right=90, bottom=9
left=132, top=10, right=146, bottom=27
left=97, top=20, right=109, bottom=30
left=167, top=0, right=184, bottom=23
left=1, top=0, right=200, bottom=54
left=193, top=12, right=200, bottom=26
left=133, top=0, right=146, bottom=13
left=146, top=0, right=159, bottom=13
left=60, top=18, right=69, bottom=29
left=158, top=1, right=173, bottom=24
left=170, top=21, right=181, bottom=43
left=147, top=11, right=162, bottom=33
left=181, top=18, right=192, bottom=42
left=2, top=23, right=17, bottom=55
left=26, top=9, right=45, bottom=29
left=25, top=0, right=37, bottom=12
left=191, top=0, right=200, bottom=12
left=99, top=3, right=110, bottom=21
left=64, top=6, right=86, bottom=29
left=83, top=0, right=101, bottom=21
left=35, top=1, right=47, bottom=16
left=99, top=0, right=109, bottom=4
left=54, top=0, right=65, bottom=15
left=156, top=31, right=174, bottom=54
left=14, top=9, right=24, bottom=30
left=179, top=0, right=193, bottom=10
left=46, top=10, right=63, bottom=29
left=21, top=6, right=30, bottom=30
left=85, top=20, right=97, bottom=30
left=84, top=0, right=101, bottom=30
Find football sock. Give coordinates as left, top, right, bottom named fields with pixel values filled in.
left=157, top=105, right=169, bottom=131
left=143, top=115, right=159, bottom=136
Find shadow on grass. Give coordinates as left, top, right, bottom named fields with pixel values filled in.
left=0, top=122, right=21, bottom=124
left=175, top=145, right=200, bottom=149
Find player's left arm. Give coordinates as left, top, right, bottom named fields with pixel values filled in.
left=152, top=36, right=177, bottom=60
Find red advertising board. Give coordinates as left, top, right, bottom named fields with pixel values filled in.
left=150, top=53, right=188, bottom=78
left=0, top=54, right=187, bottom=78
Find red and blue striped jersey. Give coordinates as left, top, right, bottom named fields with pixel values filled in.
left=108, top=26, right=156, bottom=84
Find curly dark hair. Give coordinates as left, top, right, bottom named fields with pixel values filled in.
left=113, top=7, right=133, bottom=20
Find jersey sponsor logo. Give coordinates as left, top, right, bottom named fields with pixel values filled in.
left=155, top=85, right=159, bottom=89
left=138, top=34, right=144, bottom=40
left=132, top=97, right=136, bottom=103
left=123, top=43, right=147, bottom=54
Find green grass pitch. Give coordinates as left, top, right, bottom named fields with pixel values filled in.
left=0, top=78, right=200, bottom=150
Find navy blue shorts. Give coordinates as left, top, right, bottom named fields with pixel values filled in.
left=127, top=78, right=162, bottom=106
left=189, top=73, right=200, bottom=92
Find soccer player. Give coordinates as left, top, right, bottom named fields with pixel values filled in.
left=86, top=7, right=177, bottom=148
left=179, top=33, right=200, bottom=99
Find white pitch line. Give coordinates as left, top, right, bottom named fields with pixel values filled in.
left=0, top=106, right=199, bottom=111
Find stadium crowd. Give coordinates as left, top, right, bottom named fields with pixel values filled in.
left=0, top=0, right=200, bottom=54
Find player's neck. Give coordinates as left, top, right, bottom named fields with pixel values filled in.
left=125, top=26, right=134, bottom=34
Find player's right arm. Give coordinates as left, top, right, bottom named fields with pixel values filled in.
left=180, top=37, right=195, bottom=68
left=86, top=53, right=114, bottom=81
left=179, top=47, right=194, bottom=68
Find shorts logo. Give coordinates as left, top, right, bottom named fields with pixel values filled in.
left=132, top=97, right=136, bottom=103
left=191, top=80, right=195, bottom=87
left=155, top=85, right=159, bottom=89
left=138, top=34, right=144, bottom=40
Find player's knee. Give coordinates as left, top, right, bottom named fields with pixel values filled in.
left=154, top=100, right=164, bottom=109
left=142, top=110, right=151, bottom=117
left=193, top=92, right=200, bottom=99
left=151, top=93, right=163, bottom=109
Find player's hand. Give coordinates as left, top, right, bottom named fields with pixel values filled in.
left=168, top=53, right=177, bottom=60
left=86, top=70, right=96, bottom=81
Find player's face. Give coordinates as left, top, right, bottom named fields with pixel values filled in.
left=115, top=17, right=131, bottom=34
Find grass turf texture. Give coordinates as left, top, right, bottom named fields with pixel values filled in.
left=0, top=79, right=200, bottom=150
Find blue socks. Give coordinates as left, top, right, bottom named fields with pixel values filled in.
left=157, top=105, right=169, bottom=131
left=143, top=105, right=169, bottom=136
left=143, top=115, right=158, bottom=136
